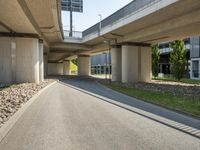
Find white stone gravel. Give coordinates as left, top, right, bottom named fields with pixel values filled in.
left=0, top=79, right=55, bottom=128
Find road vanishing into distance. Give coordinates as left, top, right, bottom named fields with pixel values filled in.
left=0, top=77, right=199, bottom=150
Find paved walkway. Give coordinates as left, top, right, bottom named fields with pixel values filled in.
left=0, top=78, right=199, bottom=150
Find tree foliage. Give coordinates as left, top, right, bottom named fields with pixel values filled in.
left=72, top=58, right=78, bottom=66
left=169, top=40, right=186, bottom=81
left=152, top=44, right=160, bottom=78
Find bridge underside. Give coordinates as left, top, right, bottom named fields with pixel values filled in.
left=0, top=0, right=200, bottom=83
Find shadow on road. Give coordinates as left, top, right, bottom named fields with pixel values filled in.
left=58, top=76, right=200, bottom=136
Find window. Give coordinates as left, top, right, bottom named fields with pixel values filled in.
left=192, top=61, right=199, bottom=78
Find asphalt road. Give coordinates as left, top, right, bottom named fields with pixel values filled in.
left=0, top=79, right=199, bottom=150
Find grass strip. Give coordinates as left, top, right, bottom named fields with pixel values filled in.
left=104, top=83, right=200, bottom=117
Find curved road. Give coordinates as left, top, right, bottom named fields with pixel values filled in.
left=0, top=78, right=199, bottom=150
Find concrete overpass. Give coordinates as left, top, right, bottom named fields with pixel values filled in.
left=1, top=0, right=200, bottom=83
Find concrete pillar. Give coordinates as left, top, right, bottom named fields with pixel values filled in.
left=15, top=38, right=40, bottom=83
left=0, top=37, right=40, bottom=84
left=140, top=46, right=152, bottom=82
left=47, top=63, right=63, bottom=75
left=39, top=40, right=44, bottom=82
left=0, top=37, right=12, bottom=83
left=44, top=53, right=48, bottom=77
left=121, top=45, right=151, bottom=83
left=111, top=46, right=121, bottom=81
left=78, top=55, right=90, bottom=76
left=63, top=60, right=70, bottom=75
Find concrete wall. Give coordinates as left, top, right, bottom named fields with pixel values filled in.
left=78, top=55, right=90, bottom=76
left=0, top=37, right=12, bottom=83
left=111, top=47, right=121, bottom=81
left=0, top=37, right=41, bottom=84
left=47, top=63, right=63, bottom=75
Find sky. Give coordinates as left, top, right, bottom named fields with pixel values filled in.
left=61, top=0, right=133, bottom=31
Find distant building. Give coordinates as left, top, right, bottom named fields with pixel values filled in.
left=91, top=36, right=200, bottom=80
left=91, top=52, right=111, bottom=75
left=159, top=38, right=190, bottom=77
left=190, top=36, right=200, bottom=80
left=159, top=36, right=200, bottom=80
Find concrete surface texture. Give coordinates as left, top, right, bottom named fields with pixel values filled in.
left=47, top=63, right=64, bottom=75
left=63, top=60, right=70, bottom=75
left=78, top=55, right=91, bottom=76
left=111, top=47, right=122, bottom=82
left=0, top=37, right=41, bottom=84
left=121, top=45, right=151, bottom=83
left=39, top=42, right=44, bottom=82
left=0, top=37, right=12, bottom=83
left=0, top=78, right=199, bottom=150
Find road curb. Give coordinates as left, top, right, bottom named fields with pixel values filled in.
left=0, top=81, right=58, bottom=142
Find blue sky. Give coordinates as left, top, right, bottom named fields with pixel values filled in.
left=61, top=0, right=133, bottom=31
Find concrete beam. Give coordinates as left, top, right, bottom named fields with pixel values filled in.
left=118, top=8, right=200, bottom=43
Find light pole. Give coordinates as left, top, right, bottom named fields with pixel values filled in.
left=103, top=40, right=112, bottom=84
left=98, top=14, right=102, bottom=36
left=69, top=1, right=73, bottom=37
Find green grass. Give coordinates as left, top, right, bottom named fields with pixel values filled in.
left=153, top=76, right=200, bottom=85
left=103, top=83, right=200, bottom=117
left=9, top=84, right=17, bottom=88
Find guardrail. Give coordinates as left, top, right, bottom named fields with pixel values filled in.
left=82, top=0, right=157, bottom=37
left=64, top=30, right=83, bottom=38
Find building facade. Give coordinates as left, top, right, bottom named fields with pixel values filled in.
left=91, top=36, right=200, bottom=80
left=190, top=36, right=200, bottom=80
left=91, top=52, right=111, bottom=75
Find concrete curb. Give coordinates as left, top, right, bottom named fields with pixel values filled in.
left=0, top=81, right=58, bottom=142
left=59, top=81, right=200, bottom=139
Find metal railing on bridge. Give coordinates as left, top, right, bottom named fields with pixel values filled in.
left=64, top=30, right=83, bottom=39
left=82, top=0, right=157, bottom=37
left=63, top=0, right=159, bottom=39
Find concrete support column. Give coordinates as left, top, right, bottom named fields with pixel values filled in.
left=63, top=60, right=70, bottom=75
left=0, top=37, right=40, bottom=84
left=15, top=38, right=40, bottom=83
left=111, top=46, right=122, bottom=82
left=47, top=63, right=63, bottom=75
left=39, top=40, right=44, bottom=82
left=140, top=46, right=152, bottom=82
left=78, top=55, right=90, bottom=76
left=121, top=45, right=151, bottom=83
left=44, top=53, right=48, bottom=77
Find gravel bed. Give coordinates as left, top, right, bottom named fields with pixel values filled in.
left=113, top=80, right=200, bottom=99
left=0, top=79, right=55, bottom=128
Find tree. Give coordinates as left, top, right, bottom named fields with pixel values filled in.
left=72, top=58, right=78, bottom=66
left=169, top=40, right=186, bottom=81
left=152, top=44, right=160, bottom=78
